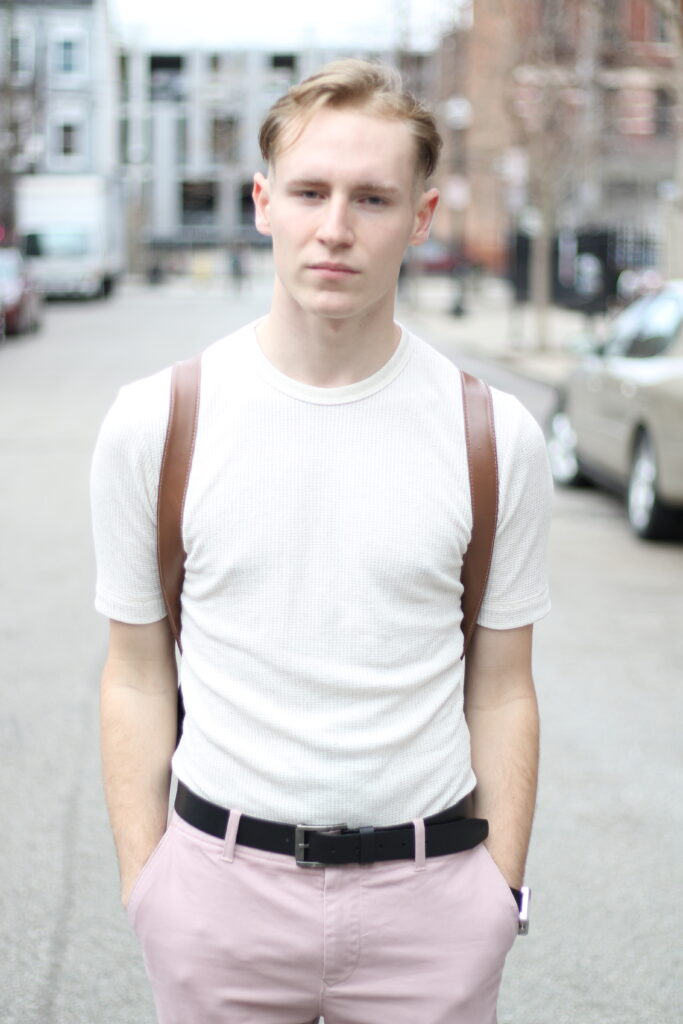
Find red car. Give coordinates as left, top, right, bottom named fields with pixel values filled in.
left=404, top=240, right=463, bottom=274
left=0, top=247, right=43, bottom=335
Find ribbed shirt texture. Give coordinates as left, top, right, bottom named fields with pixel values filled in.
left=91, top=324, right=552, bottom=827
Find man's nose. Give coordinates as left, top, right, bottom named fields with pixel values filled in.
left=316, top=198, right=354, bottom=247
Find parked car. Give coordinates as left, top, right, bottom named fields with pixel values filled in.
left=547, top=282, right=683, bottom=540
left=0, top=247, right=43, bottom=335
left=406, top=240, right=466, bottom=275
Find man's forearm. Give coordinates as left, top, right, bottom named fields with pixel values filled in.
left=467, top=691, right=539, bottom=889
left=101, top=662, right=177, bottom=905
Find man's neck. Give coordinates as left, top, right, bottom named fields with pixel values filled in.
left=255, top=284, right=401, bottom=389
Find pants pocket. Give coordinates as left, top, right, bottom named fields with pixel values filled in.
left=126, top=826, right=173, bottom=929
left=478, top=844, right=521, bottom=916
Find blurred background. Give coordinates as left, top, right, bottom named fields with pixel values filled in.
left=0, top=2, right=681, bottom=1022
left=3, top=0, right=683, bottom=329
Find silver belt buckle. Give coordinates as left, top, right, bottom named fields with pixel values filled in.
left=295, top=823, right=347, bottom=867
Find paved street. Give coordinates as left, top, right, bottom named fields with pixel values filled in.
left=1, top=271, right=681, bottom=1024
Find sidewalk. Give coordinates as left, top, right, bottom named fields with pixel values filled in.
left=396, top=274, right=598, bottom=389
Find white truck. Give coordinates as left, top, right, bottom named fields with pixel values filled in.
left=16, top=175, right=125, bottom=299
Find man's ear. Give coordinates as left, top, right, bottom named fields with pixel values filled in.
left=252, top=172, right=272, bottom=236
left=410, top=187, right=439, bottom=246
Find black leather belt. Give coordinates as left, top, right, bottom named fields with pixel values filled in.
left=174, top=781, right=488, bottom=867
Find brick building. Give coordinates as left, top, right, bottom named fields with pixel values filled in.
left=431, top=0, right=682, bottom=278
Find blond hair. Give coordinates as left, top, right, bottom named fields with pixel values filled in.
left=259, top=59, right=442, bottom=181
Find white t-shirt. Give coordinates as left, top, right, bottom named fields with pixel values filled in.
left=91, top=324, right=552, bottom=827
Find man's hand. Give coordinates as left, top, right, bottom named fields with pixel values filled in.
left=464, top=623, right=539, bottom=890
left=100, top=618, right=178, bottom=909
left=119, top=828, right=165, bottom=910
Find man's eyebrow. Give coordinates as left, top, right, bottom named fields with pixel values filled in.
left=285, top=178, right=402, bottom=196
left=285, top=178, right=329, bottom=190
left=354, top=182, right=402, bottom=197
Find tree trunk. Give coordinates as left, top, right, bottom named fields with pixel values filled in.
left=528, top=131, right=555, bottom=352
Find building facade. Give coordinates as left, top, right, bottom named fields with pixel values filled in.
left=117, top=46, right=390, bottom=257
left=0, top=0, right=118, bottom=177
left=431, top=0, right=682, bottom=279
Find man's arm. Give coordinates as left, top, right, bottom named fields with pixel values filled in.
left=464, top=623, right=539, bottom=890
left=100, top=617, right=178, bottom=908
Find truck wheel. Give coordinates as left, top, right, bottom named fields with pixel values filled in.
left=546, top=405, right=586, bottom=487
left=627, top=431, right=679, bottom=540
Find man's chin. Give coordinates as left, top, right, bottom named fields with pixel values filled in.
left=301, top=294, right=365, bottom=320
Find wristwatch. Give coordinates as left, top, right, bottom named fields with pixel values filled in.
left=510, top=885, right=531, bottom=935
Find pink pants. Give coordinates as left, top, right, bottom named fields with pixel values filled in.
left=127, top=811, right=519, bottom=1024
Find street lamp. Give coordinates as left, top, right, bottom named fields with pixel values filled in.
left=440, top=95, right=472, bottom=314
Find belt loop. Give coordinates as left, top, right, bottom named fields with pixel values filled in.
left=359, top=825, right=375, bottom=865
left=412, top=818, right=426, bottom=871
left=221, top=809, right=242, bottom=863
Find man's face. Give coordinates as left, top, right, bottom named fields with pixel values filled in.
left=253, top=108, right=438, bottom=321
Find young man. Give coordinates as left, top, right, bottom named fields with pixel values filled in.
left=91, top=60, right=552, bottom=1024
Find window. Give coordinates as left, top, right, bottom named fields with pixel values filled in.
left=602, top=4, right=624, bottom=52
left=654, top=89, right=675, bottom=136
left=10, top=31, right=34, bottom=77
left=119, top=118, right=129, bottom=164
left=60, top=123, right=79, bottom=156
left=630, top=292, right=683, bottom=358
left=181, top=181, right=217, bottom=226
left=176, top=117, right=188, bottom=166
left=602, top=87, right=620, bottom=136
left=271, top=54, right=296, bottom=72
left=210, top=54, right=221, bottom=73
left=605, top=291, right=683, bottom=359
left=239, top=181, right=254, bottom=225
left=10, top=36, right=23, bottom=75
left=540, top=0, right=574, bottom=58
left=119, top=53, right=130, bottom=102
left=211, top=116, right=238, bottom=163
left=604, top=295, right=653, bottom=357
left=57, top=39, right=81, bottom=74
left=652, top=11, right=669, bottom=43
left=24, top=230, right=89, bottom=258
left=50, top=116, right=86, bottom=163
left=145, top=116, right=154, bottom=161
left=150, top=55, right=184, bottom=101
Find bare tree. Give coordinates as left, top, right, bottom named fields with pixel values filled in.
left=0, top=0, right=47, bottom=244
left=501, top=0, right=592, bottom=349
left=650, top=0, right=683, bottom=275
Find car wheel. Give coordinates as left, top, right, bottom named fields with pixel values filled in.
left=627, top=432, right=678, bottom=540
left=546, top=406, right=586, bottom=487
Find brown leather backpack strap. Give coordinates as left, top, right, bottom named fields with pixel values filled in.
left=460, top=370, right=499, bottom=659
left=157, top=353, right=202, bottom=652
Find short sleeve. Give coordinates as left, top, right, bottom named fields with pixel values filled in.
left=90, top=369, right=171, bottom=623
left=477, top=390, right=553, bottom=629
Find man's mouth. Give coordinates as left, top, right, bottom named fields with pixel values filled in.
left=308, top=262, right=359, bottom=275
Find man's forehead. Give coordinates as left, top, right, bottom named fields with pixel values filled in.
left=273, top=108, right=418, bottom=177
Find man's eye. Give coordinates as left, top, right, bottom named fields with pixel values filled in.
left=299, top=190, right=322, bottom=200
left=361, top=196, right=387, bottom=207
